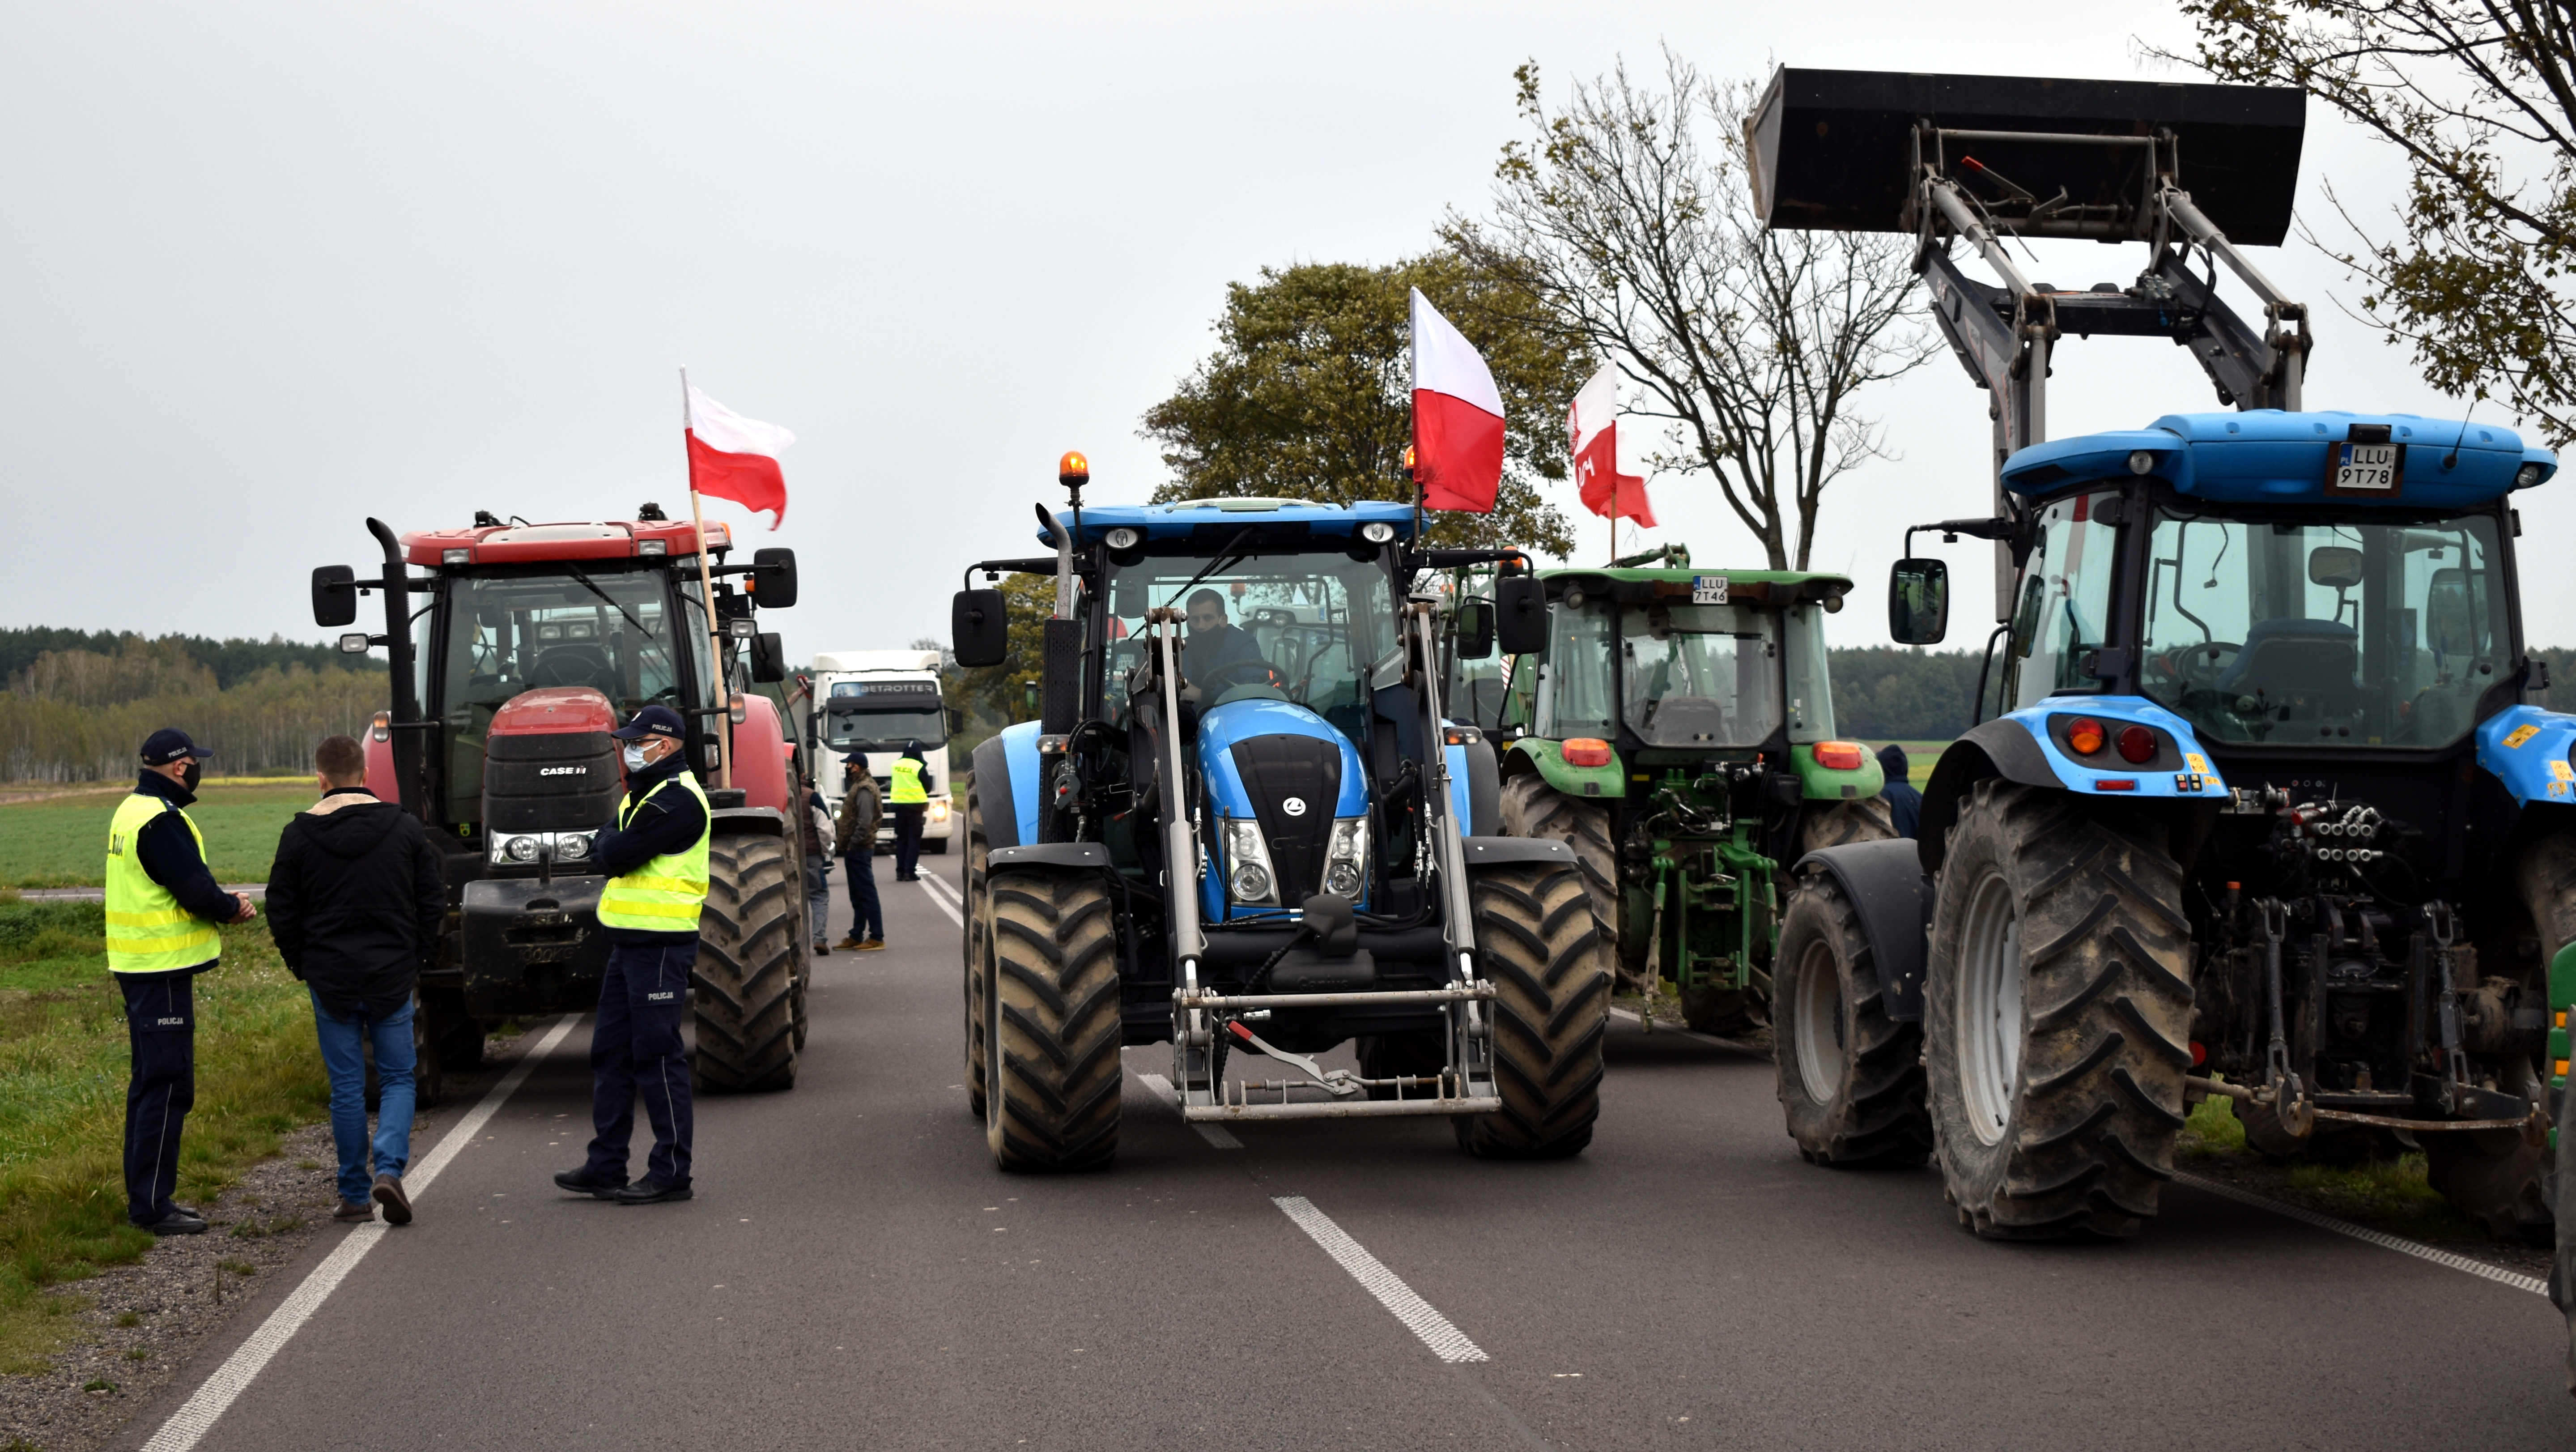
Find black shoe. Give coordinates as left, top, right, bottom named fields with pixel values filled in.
left=136, top=1210, right=208, bottom=1236
left=372, top=1173, right=413, bottom=1226
left=553, top=1168, right=627, bottom=1200
left=612, top=1179, right=693, bottom=1205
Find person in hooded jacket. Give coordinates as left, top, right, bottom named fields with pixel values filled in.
left=264, top=734, right=444, bottom=1225
left=1877, top=743, right=1923, bottom=840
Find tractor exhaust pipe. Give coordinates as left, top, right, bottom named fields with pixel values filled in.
left=366, top=517, right=426, bottom=820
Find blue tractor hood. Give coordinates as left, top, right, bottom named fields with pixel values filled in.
left=1194, top=697, right=1370, bottom=924
left=1999, top=411, right=2557, bottom=508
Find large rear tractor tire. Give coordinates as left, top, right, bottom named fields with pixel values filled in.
left=984, top=867, right=1121, bottom=1172
left=963, top=787, right=991, bottom=1120
left=2420, top=831, right=2576, bottom=1245
left=693, top=831, right=802, bottom=1093
left=1773, top=870, right=1931, bottom=1167
left=1798, top=795, right=1898, bottom=855
left=1925, top=779, right=2193, bottom=1238
left=1457, top=861, right=1611, bottom=1160
left=1499, top=774, right=1627, bottom=987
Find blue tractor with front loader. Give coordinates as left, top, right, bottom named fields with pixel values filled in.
left=1748, top=69, right=2575, bottom=1378
left=948, top=472, right=1610, bottom=1171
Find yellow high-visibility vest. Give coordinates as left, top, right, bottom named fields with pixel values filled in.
left=889, top=757, right=929, bottom=806
left=595, top=772, right=713, bottom=932
left=105, top=793, right=222, bottom=973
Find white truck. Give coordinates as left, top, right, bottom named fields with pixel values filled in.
left=810, top=649, right=954, bottom=855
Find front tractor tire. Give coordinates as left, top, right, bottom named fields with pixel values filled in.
left=1773, top=871, right=1931, bottom=1167
left=963, top=787, right=991, bottom=1120
left=693, top=830, right=803, bottom=1094
left=1924, top=779, right=2193, bottom=1239
left=983, top=867, right=1121, bottom=1172
left=1457, top=860, right=1611, bottom=1160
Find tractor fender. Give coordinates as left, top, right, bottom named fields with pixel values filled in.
left=1462, top=836, right=1577, bottom=868
left=971, top=722, right=1046, bottom=850
left=1793, top=838, right=1934, bottom=1022
left=1502, top=737, right=1625, bottom=800
left=1920, top=698, right=2229, bottom=871
left=989, top=843, right=1110, bottom=871
left=2476, top=704, right=2576, bottom=807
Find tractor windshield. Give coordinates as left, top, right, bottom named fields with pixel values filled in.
left=1102, top=551, right=1398, bottom=730
left=2139, top=508, right=2508, bottom=747
left=1619, top=603, right=1783, bottom=747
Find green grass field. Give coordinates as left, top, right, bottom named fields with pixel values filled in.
left=0, top=897, right=325, bottom=1372
left=0, top=783, right=314, bottom=889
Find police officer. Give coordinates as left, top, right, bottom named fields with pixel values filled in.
left=553, top=705, right=707, bottom=1205
left=888, top=741, right=929, bottom=882
left=108, top=729, right=257, bottom=1235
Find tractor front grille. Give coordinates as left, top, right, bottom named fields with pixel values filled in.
left=1229, top=734, right=1341, bottom=903
left=484, top=730, right=619, bottom=834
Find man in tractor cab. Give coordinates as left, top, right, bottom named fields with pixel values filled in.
left=554, top=704, right=707, bottom=1207
left=1177, top=587, right=1275, bottom=706
left=107, top=729, right=257, bottom=1236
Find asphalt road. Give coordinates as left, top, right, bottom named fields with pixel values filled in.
left=122, top=853, right=2575, bottom=1451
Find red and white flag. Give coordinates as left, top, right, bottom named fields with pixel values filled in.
left=1570, top=363, right=1653, bottom=527
left=684, top=375, right=794, bottom=530
left=1408, top=288, right=1505, bottom=513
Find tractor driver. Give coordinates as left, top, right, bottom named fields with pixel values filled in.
left=1178, top=588, right=1275, bottom=706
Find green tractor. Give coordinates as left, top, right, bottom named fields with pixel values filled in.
left=1447, top=547, right=1895, bottom=1038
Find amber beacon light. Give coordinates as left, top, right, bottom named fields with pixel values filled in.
left=1059, top=451, right=1091, bottom=487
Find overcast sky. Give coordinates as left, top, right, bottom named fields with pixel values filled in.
left=6, top=0, right=2565, bottom=657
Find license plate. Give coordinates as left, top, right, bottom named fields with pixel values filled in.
left=2332, top=443, right=2399, bottom=492
left=1692, top=575, right=1728, bottom=605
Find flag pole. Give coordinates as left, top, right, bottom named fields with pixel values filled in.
left=681, top=367, right=734, bottom=790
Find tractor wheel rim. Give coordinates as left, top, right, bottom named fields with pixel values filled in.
left=1793, top=938, right=1845, bottom=1104
left=1957, top=868, right=2025, bottom=1147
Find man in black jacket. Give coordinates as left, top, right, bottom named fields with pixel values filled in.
left=266, top=735, right=444, bottom=1225
left=1877, top=743, right=1924, bottom=840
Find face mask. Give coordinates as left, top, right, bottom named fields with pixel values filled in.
left=180, top=761, right=202, bottom=792
left=621, top=743, right=649, bottom=771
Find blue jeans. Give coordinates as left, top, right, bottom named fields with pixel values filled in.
left=311, top=991, right=414, bottom=1205
left=806, top=855, right=832, bottom=945
left=843, top=848, right=881, bottom=940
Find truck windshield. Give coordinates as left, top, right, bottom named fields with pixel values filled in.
left=824, top=681, right=947, bottom=751
left=2139, top=508, right=2508, bottom=747
left=1620, top=603, right=1783, bottom=746
left=1103, top=551, right=1397, bottom=728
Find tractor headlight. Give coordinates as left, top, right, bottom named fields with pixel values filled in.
left=555, top=831, right=592, bottom=861
left=1223, top=818, right=1279, bottom=907
left=494, top=834, right=540, bottom=864
left=1360, top=521, right=1397, bottom=545
left=1322, top=816, right=1369, bottom=899
left=1103, top=526, right=1142, bottom=550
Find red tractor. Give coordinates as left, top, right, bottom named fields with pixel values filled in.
left=312, top=508, right=810, bottom=1103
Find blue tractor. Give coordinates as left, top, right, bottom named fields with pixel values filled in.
left=948, top=482, right=1610, bottom=1171
left=1750, top=71, right=2574, bottom=1315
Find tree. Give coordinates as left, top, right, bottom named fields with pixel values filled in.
left=2168, top=1, right=2576, bottom=444
left=1141, top=253, right=1590, bottom=554
left=1445, top=52, right=1938, bottom=570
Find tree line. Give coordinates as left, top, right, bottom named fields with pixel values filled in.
left=3, top=632, right=385, bottom=782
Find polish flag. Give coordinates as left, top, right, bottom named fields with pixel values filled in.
left=1408, top=288, right=1506, bottom=514
left=684, top=375, right=794, bottom=531
left=1570, top=363, right=1653, bottom=527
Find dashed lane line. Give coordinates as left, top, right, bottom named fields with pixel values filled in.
left=139, top=1015, right=582, bottom=1452
left=1272, top=1196, right=1488, bottom=1364
left=1135, top=1070, right=1243, bottom=1149
left=918, top=871, right=963, bottom=926
left=2175, top=1171, right=2549, bottom=1298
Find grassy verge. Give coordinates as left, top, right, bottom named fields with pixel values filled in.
left=2178, top=1091, right=2479, bottom=1240
left=0, top=896, right=325, bottom=1373
left=0, top=783, right=314, bottom=888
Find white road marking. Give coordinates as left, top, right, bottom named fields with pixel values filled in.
left=1135, top=1071, right=1242, bottom=1149
left=2175, top=1171, right=2549, bottom=1298
left=918, top=872, right=963, bottom=926
left=140, top=1015, right=582, bottom=1452
left=1272, top=1196, right=1488, bottom=1363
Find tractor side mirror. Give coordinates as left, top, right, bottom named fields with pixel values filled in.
left=749, top=631, right=786, bottom=684
left=1456, top=600, right=1495, bottom=661
left=2308, top=545, right=2363, bottom=589
left=1494, top=576, right=1547, bottom=656
left=953, top=588, right=1009, bottom=667
left=312, top=565, right=358, bottom=628
left=751, top=547, right=799, bottom=609
left=1888, top=558, right=1949, bottom=645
